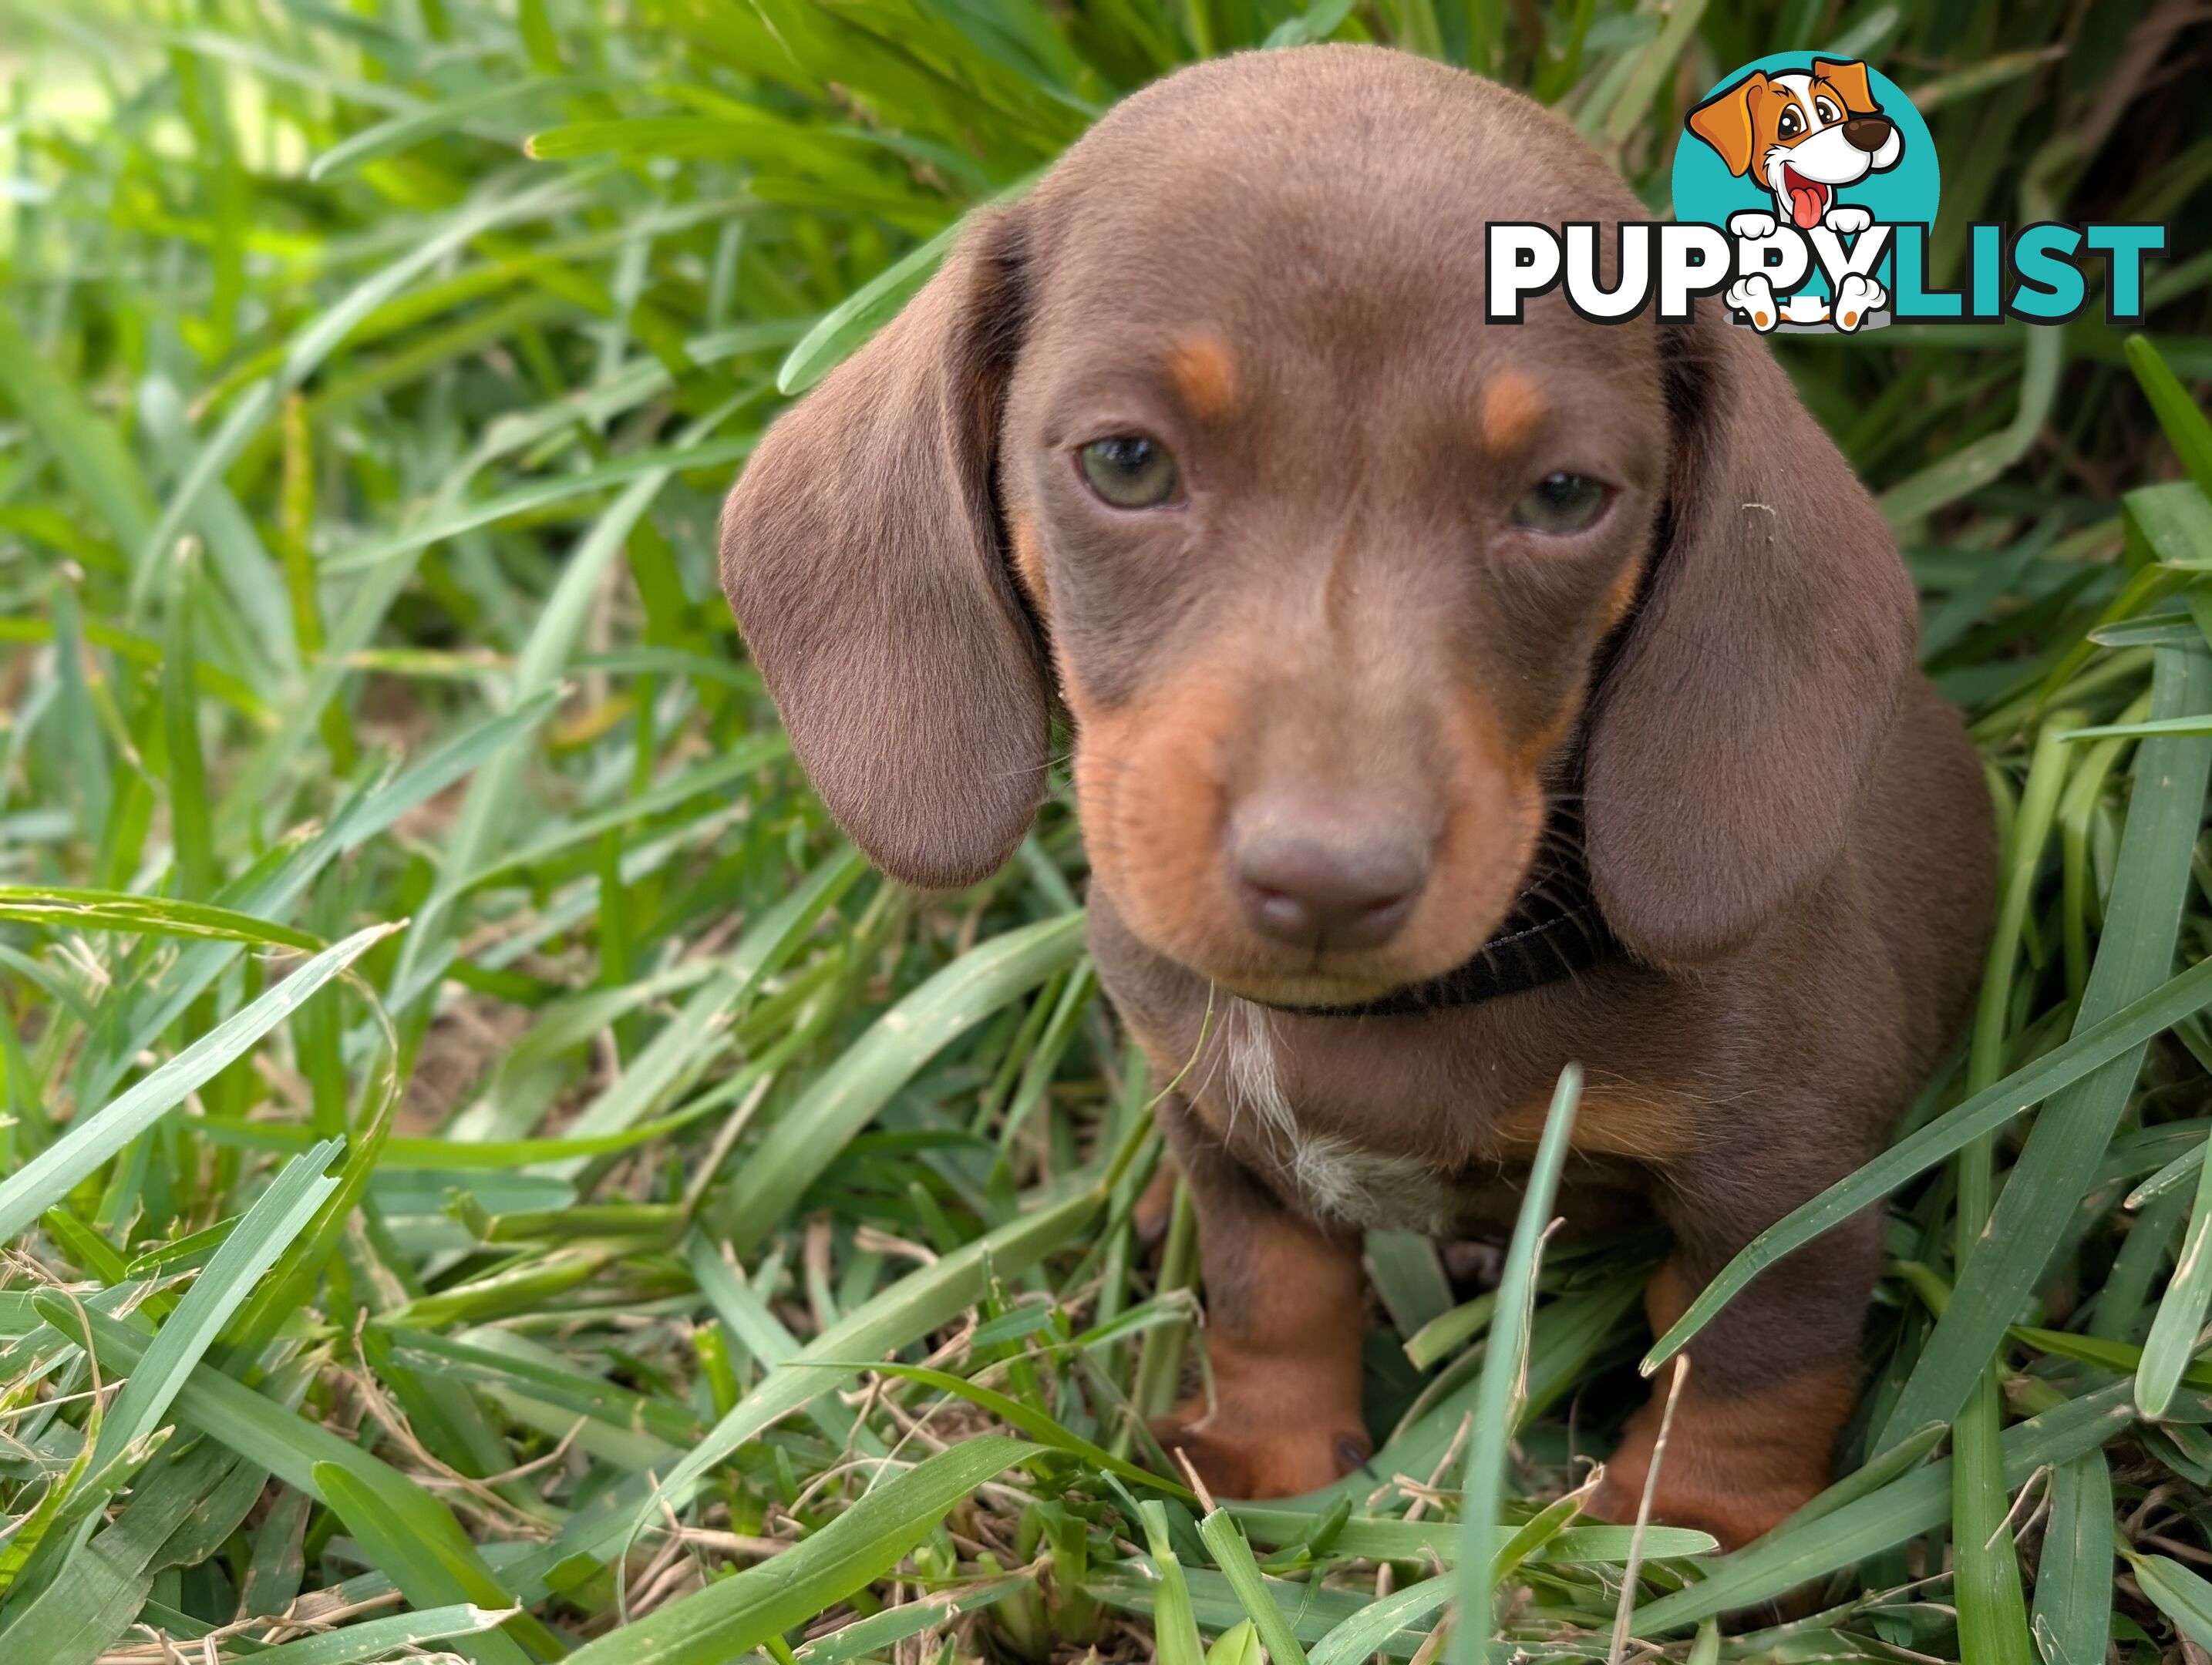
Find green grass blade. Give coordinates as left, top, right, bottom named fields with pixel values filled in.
left=310, top=78, right=608, bottom=179
left=310, top=1464, right=537, bottom=1665
left=1138, top=1501, right=1208, bottom=1665
left=2126, top=335, right=2212, bottom=499
left=41, top=1299, right=550, bottom=1654
left=1206, top=1619, right=1261, bottom=1665
left=1194, top=1507, right=1309, bottom=1665
left=1365, top=1229, right=1454, bottom=1340
left=1454, top=1063, right=1581, bottom=1663
left=1226, top=1509, right=1714, bottom=1566
left=2131, top=1552, right=2212, bottom=1648
left=133, top=170, right=587, bottom=602
left=239, top=1606, right=520, bottom=1665
left=2138, top=1122, right=2212, bottom=1416
left=389, top=471, right=688, bottom=1009
left=569, top=1437, right=1035, bottom=1665
left=2032, top=1450, right=2113, bottom=1665
left=633, top=1186, right=1100, bottom=1554
left=717, top=911, right=1086, bottom=1251
left=318, top=436, right=756, bottom=576
left=0, top=889, right=322, bottom=950
left=1951, top=1367, right=2035, bottom=1665
left=790, top=1575, right=1029, bottom=1663
left=1774, top=1421, right=1945, bottom=1532
left=90, top=1140, right=340, bottom=1471
left=0, top=923, right=396, bottom=1243
left=816, top=1360, right=1190, bottom=1497
left=0, top=299, right=157, bottom=556
left=1873, top=643, right=2212, bottom=1448
left=774, top=165, right=1044, bottom=395
left=1312, top=1576, right=1454, bottom=1665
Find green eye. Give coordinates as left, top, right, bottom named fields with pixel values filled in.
left=1511, top=473, right=1609, bottom=535
left=1079, top=436, right=1180, bottom=508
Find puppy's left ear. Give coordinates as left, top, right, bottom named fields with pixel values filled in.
left=719, top=209, right=1050, bottom=890
left=1583, top=316, right=1918, bottom=968
left=1812, top=59, right=1879, bottom=115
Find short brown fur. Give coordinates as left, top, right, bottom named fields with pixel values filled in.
left=719, top=46, right=1995, bottom=1551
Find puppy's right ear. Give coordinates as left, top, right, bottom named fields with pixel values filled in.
left=1685, top=72, right=1765, bottom=179
left=1581, top=308, right=1918, bottom=969
left=720, top=210, right=1049, bottom=890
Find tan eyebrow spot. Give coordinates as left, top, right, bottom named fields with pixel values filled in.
left=1480, top=373, right=1548, bottom=452
left=1011, top=510, right=1049, bottom=611
left=1167, top=336, right=1236, bottom=420
left=1601, top=549, right=1646, bottom=631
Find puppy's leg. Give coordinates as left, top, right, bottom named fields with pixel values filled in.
left=1588, top=1161, right=1880, bottom=1550
left=1149, top=1099, right=1372, bottom=1498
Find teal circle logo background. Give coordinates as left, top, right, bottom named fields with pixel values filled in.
left=1671, top=53, right=1940, bottom=239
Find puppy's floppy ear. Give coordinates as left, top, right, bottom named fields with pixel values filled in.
left=1584, top=315, right=1917, bottom=967
left=719, top=209, right=1049, bottom=890
left=1812, top=59, right=1879, bottom=115
left=1685, top=72, right=1765, bottom=179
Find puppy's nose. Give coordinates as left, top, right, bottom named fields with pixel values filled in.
left=1841, top=116, right=1892, bottom=153
left=1229, top=792, right=1430, bottom=950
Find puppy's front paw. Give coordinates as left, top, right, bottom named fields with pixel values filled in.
left=1587, top=1449, right=1818, bottom=1552
left=1822, top=204, right=1874, bottom=237
left=1585, top=1365, right=1852, bottom=1552
left=1724, top=274, right=1779, bottom=332
left=1152, top=1401, right=1371, bottom=1499
left=1832, top=272, right=1886, bottom=331
left=1726, top=210, right=1779, bottom=241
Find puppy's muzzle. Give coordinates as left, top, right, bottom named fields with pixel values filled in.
left=1841, top=116, right=1894, bottom=153
left=1228, top=789, right=1433, bottom=951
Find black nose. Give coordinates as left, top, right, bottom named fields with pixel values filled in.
left=1841, top=116, right=1892, bottom=153
left=1229, top=792, right=1430, bottom=950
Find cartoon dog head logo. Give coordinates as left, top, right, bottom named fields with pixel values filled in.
left=1672, top=53, right=1938, bottom=335
left=1686, top=59, right=1903, bottom=232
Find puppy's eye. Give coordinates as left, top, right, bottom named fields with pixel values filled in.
left=1815, top=97, right=1842, bottom=124
left=1511, top=473, right=1610, bottom=536
left=1079, top=436, right=1180, bottom=508
left=1777, top=106, right=1803, bottom=138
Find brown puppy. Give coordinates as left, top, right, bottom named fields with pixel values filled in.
left=719, top=45, right=1994, bottom=1549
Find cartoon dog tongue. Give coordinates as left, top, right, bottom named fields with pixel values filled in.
left=1790, top=184, right=1824, bottom=227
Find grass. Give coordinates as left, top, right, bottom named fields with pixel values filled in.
left=1, top=0, right=2210, bottom=1659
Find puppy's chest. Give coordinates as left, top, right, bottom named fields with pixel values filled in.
left=1201, top=1002, right=1687, bottom=1233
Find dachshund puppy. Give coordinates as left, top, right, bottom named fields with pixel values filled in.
left=719, top=45, right=1994, bottom=1549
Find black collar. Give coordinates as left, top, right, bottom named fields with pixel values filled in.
left=1259, top=809, right=1617, bottom=1019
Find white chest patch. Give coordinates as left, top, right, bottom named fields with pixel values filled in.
left=1217, top=1000, right=1460, bottom=1233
